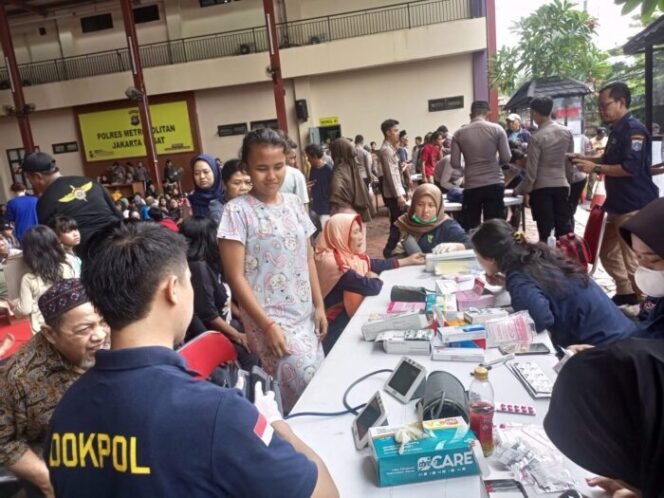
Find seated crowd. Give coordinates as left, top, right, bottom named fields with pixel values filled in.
left=0, top=80, right=662, bottom=498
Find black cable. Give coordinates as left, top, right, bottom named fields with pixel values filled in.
left=342, top=368, right=393, bottom=415
left=285, top=406, right=364, bottom=419
left=285, top=368, right=393, bottom=419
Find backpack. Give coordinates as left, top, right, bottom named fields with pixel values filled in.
left=556, top=233, right=591, bottom=272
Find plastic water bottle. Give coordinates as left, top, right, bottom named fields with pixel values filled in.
left=547, top=230, right=556, bottom=249
left=469, top=366, right=495, bottom=456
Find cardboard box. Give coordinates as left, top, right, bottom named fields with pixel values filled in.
left=370, top=417, right=479, bottom=487
left=456, top=279, right=496, bottom=312
left=464, top=307, right=510, bottom=325
left=376, top=330, right=432, bottom=355
left=438, top=325, right=487, bottom=346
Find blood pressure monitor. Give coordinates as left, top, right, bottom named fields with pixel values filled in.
left=383, top=357, right=427, bottom=404
left=351, top=391, right=388, bottom=450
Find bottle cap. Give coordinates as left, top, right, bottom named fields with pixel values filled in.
left=473, top=366, right=489, bottom=380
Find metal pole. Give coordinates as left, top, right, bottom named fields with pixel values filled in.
left=263, top=0, right=288, bottom=133
left=485, top=0, right=499, bottom=122
left=120, top=0, right=161, bottom=190
left=646, top=45, right=653, bottom=133
left=0, top=3, right=35, bottom=153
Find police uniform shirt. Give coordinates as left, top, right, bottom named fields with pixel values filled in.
left=45, top=347, right=317, bottom=498
left=36, top=176, right=122, bottom=252
left=602, top=113, right=659, bottom=215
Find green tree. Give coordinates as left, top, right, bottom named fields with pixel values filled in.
left=490, top=0, right=611, bottom=95
left=489, top=47, right=522, bottom=96
left=614, top=0, right=664, bottom=21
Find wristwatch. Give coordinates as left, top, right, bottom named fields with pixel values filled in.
left=592, top=165, right=602, bottom=174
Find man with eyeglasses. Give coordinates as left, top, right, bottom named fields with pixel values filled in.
left=0, top=279, right=108, bottom=498
left=572, top=82, right=659, bottom=307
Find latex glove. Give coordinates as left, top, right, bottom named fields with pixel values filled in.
left=234, top=371, right=246, bottom=392
left=394, top=422, right=430, bottom=455
left=254, top=382, right=283, bottom=424
left=567, top=344, right=594, bottom=354
left=432, top=242, right=466, bottom=255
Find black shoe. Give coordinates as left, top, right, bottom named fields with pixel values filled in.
left=611, top=293, right=639, bottom=306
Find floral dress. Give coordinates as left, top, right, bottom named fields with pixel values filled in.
left=218, top=193, right=324, bottom=412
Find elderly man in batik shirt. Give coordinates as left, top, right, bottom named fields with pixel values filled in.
left=0, top=279, right=108, bottom=497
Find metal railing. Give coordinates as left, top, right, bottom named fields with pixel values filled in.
left=0, top=0, right=471, bottom=88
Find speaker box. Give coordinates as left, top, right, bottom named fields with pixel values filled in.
left=295, top=99, right=309, bottom=121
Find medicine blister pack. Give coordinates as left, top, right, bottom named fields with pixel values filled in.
left=506, top=361, right=554, bottom=399
left=495, top=402, right=536, bottom=416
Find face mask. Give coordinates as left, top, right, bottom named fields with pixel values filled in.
left=635, top=266, right=664, bottom=298
left=412, top=214, right=437, bottom=225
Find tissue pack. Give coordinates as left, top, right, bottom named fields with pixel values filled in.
left=369, top=417, right=479, bottom=487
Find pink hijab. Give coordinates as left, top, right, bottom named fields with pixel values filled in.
left=314, top=213, right=371, bottom=297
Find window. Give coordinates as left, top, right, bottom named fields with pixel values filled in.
left=133, top=5, right=160, bottom=24
left=250, top=119, right=279, bottom=131
left=217, top=123, right=248, bottom=137
left=52, top=142, right=79, bottom=154
left=200, top=0, right=234, bottom=6
left=428, top=96, right=464, bottom=112
left=6, top=146, right=40, bottom=191
left=80, top=13, right=113, bottom=33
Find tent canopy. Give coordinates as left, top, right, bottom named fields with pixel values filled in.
left=624, top=15, right=664, bottom=54
left=504, top=77, right=592, bottom=112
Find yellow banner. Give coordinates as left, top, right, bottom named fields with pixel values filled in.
left=319, top=116, right=339, bottom=126
left=79, top=101, right=194, bottom=162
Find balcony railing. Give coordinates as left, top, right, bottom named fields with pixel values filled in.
left=0, top=0, right=472, bottom=88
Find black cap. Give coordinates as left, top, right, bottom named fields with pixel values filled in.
left=597, top=127, right=607, bottom=133
left=22, top=152, right=56, bottom=173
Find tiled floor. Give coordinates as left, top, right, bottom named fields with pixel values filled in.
left=364, top=199, right=616, bottom=296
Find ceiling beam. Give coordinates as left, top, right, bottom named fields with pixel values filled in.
left=4, top=0, right=48, bottom=17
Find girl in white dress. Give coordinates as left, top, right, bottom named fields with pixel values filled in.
left=218, top=129, right=327, bottom=412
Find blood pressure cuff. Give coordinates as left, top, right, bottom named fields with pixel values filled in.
left=418, top=371, right=469, bottom=422
left=390, top=286, right=428, bottom=303
left=209, top=365, right=284, bottom=415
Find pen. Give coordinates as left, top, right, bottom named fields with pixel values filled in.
left=471, top=354, right=515, bottom=375
left=485, top=354, right=514, bottom=367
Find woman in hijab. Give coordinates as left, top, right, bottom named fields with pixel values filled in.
left=315, top=213, right=424, bottom=354
left=329, top=138, right=374, bottom=221
left=544, top=337, right=664, bottom=498
left=620, top=197, right=664, bottom=339
left=386, top=183, right=470, bottom=256
left=567, top=197, right=664, bottom=350
left=188, top=154, right=224, bottom=223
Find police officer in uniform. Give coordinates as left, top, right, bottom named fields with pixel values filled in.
left=45, top=223, right=339, bottom=498
left=572, top=82, right=659, bottom=306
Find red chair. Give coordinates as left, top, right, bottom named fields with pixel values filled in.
left=178, top=331, right=237, bottom=380
left=583, top=204, right=607, bottom=276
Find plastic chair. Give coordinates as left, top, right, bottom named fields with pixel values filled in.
left=177, top=331, right=237, bottom=380
left=583, top=204, right=607, bottom=276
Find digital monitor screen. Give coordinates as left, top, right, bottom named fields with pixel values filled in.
left=355, top=397, right=382, bottom=440
left=388, top=361, right=421, bottom=396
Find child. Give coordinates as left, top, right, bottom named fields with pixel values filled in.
left=0, top=221, right=20, bottom=253
left=49, top=215, right=82, bottom=277
left=219, top=128, right=324, bottom=412
left=10, top=225, right=76, bottom=334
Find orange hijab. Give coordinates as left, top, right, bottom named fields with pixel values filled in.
left=314, top=213, right=371, bottom=298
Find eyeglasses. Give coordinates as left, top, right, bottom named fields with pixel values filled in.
left=598, top=100, right=616, bottom=111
